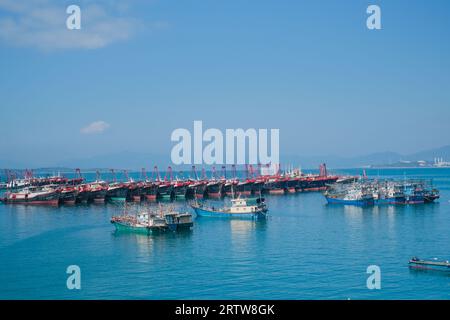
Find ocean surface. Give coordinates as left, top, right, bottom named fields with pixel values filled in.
left=1, top=168, right=450, bottom=300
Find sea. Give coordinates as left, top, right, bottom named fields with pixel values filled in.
left=0, top=168, right=449, bottom=300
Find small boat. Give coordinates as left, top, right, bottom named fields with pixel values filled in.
left=191, top=196, right=268, bottom=219
left=408, top=257, right=450, bottom=271
left=111, top=209, right=194, bottom=234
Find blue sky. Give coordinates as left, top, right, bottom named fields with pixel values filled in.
left=1, top=0, right=450, bottom=167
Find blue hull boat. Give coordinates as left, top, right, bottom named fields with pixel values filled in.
left=325, top=197, right=374, bottom=206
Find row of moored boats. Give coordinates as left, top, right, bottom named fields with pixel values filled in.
left=324, top=179, right=440, bottom=206
left=0, top=165, right=346, bottom=206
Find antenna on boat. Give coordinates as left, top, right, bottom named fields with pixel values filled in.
left=110, top=169, right=116, bottom=183
left=166, top=166, right=173, bottom=182
left=201, top=167, right=206, bottom=181
left=191, top=166, right=199, bottom=181
left=153, top=166, right=161, bottom=182
left=123, top=170, right=130, bottom=182
left=141, top=168, right=148, bottom=182
left=212, top=166, right=217, bottom=180
left=221, top=165, right=226, bottom=180
left=231, top=181, right=235, bottom=199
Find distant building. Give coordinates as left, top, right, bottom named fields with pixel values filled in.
left=434, top=157, right=450, bottom=167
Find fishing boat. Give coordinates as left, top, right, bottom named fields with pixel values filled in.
left=157, top=181, right=173, bottom=200
left=403, top=183, right=425, bottom=204
left=408, top=257, right=450, bottom=271
left=141, top=181, right=158, bottom=201
left=286, top=177, right=299, bottom=193
left=87, top=181, right=108, bottom=203
left=372, top=183, right=406, bottom=205
left=236, top=179, right=254, bottom=196
left=189, top=180, right=207, bottom=199
left=60, top=185, right=79, bottom=205
left=251, top=179, right=265, bottom=195
left=206, top=180, right=223, bottom=198
left=324, top=184, right=374, bottom=206
left=223, top=179, right=239, bottom=197
left=172, top=180, right=188, bottom=200
left=191, top=196, right=268, bottom=219
left=264, top=177, right=286, bottom=195
left=1, top=186, right=61, bottom=206
left=106, top=182, right=129, bottom=202
left=111, top=209, right=194, bottom=234
left=127, top=181, right=143, bottom=202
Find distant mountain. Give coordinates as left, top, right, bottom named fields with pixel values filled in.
left=408, top=145, right=450, bottom=161
left=283, top=145, right=450, bottom=169
left=2, top=145, right=450, bottom=171
left=282, top=151, right=403, bottom=169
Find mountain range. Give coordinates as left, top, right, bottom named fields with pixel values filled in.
left=1, top=145, right=450, bottom=170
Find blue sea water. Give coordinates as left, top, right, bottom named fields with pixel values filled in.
left=1, top=168, right=450, bottom=300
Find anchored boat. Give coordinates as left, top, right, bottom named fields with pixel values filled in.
left=111, top=209, right=194, bottom=234
left=324, top=184, right=374, bottom=206
left=106, top=182, right=129, bottom=202
left=60, top=186, right=79, bottom=205
left=1, top=185, right=61, bottom=206
left=191, top=196, right=268, bottom=219
left=408, top=257, right=450, bottom=271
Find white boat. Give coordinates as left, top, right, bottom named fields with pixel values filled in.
left=191, top=196, right=268, bottom=219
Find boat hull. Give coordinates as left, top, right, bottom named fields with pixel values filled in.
left=409, top=260, right=450, bottom=271
left=375, top=197, right=406, bottom=205
left=2, top=199, right=59, bottom=206
left=192, top=206, right=266, bottom=220
left=326, top=197, right=374, bottom=206
left=2, top=191, right=60, bottom=206
left=112, top=221, right=192, bottom=234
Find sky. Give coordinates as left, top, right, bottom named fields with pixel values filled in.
left=1, top=0, right=450, bottom=168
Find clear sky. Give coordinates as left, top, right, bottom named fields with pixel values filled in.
left=1, top=0, right=450, bottom=167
